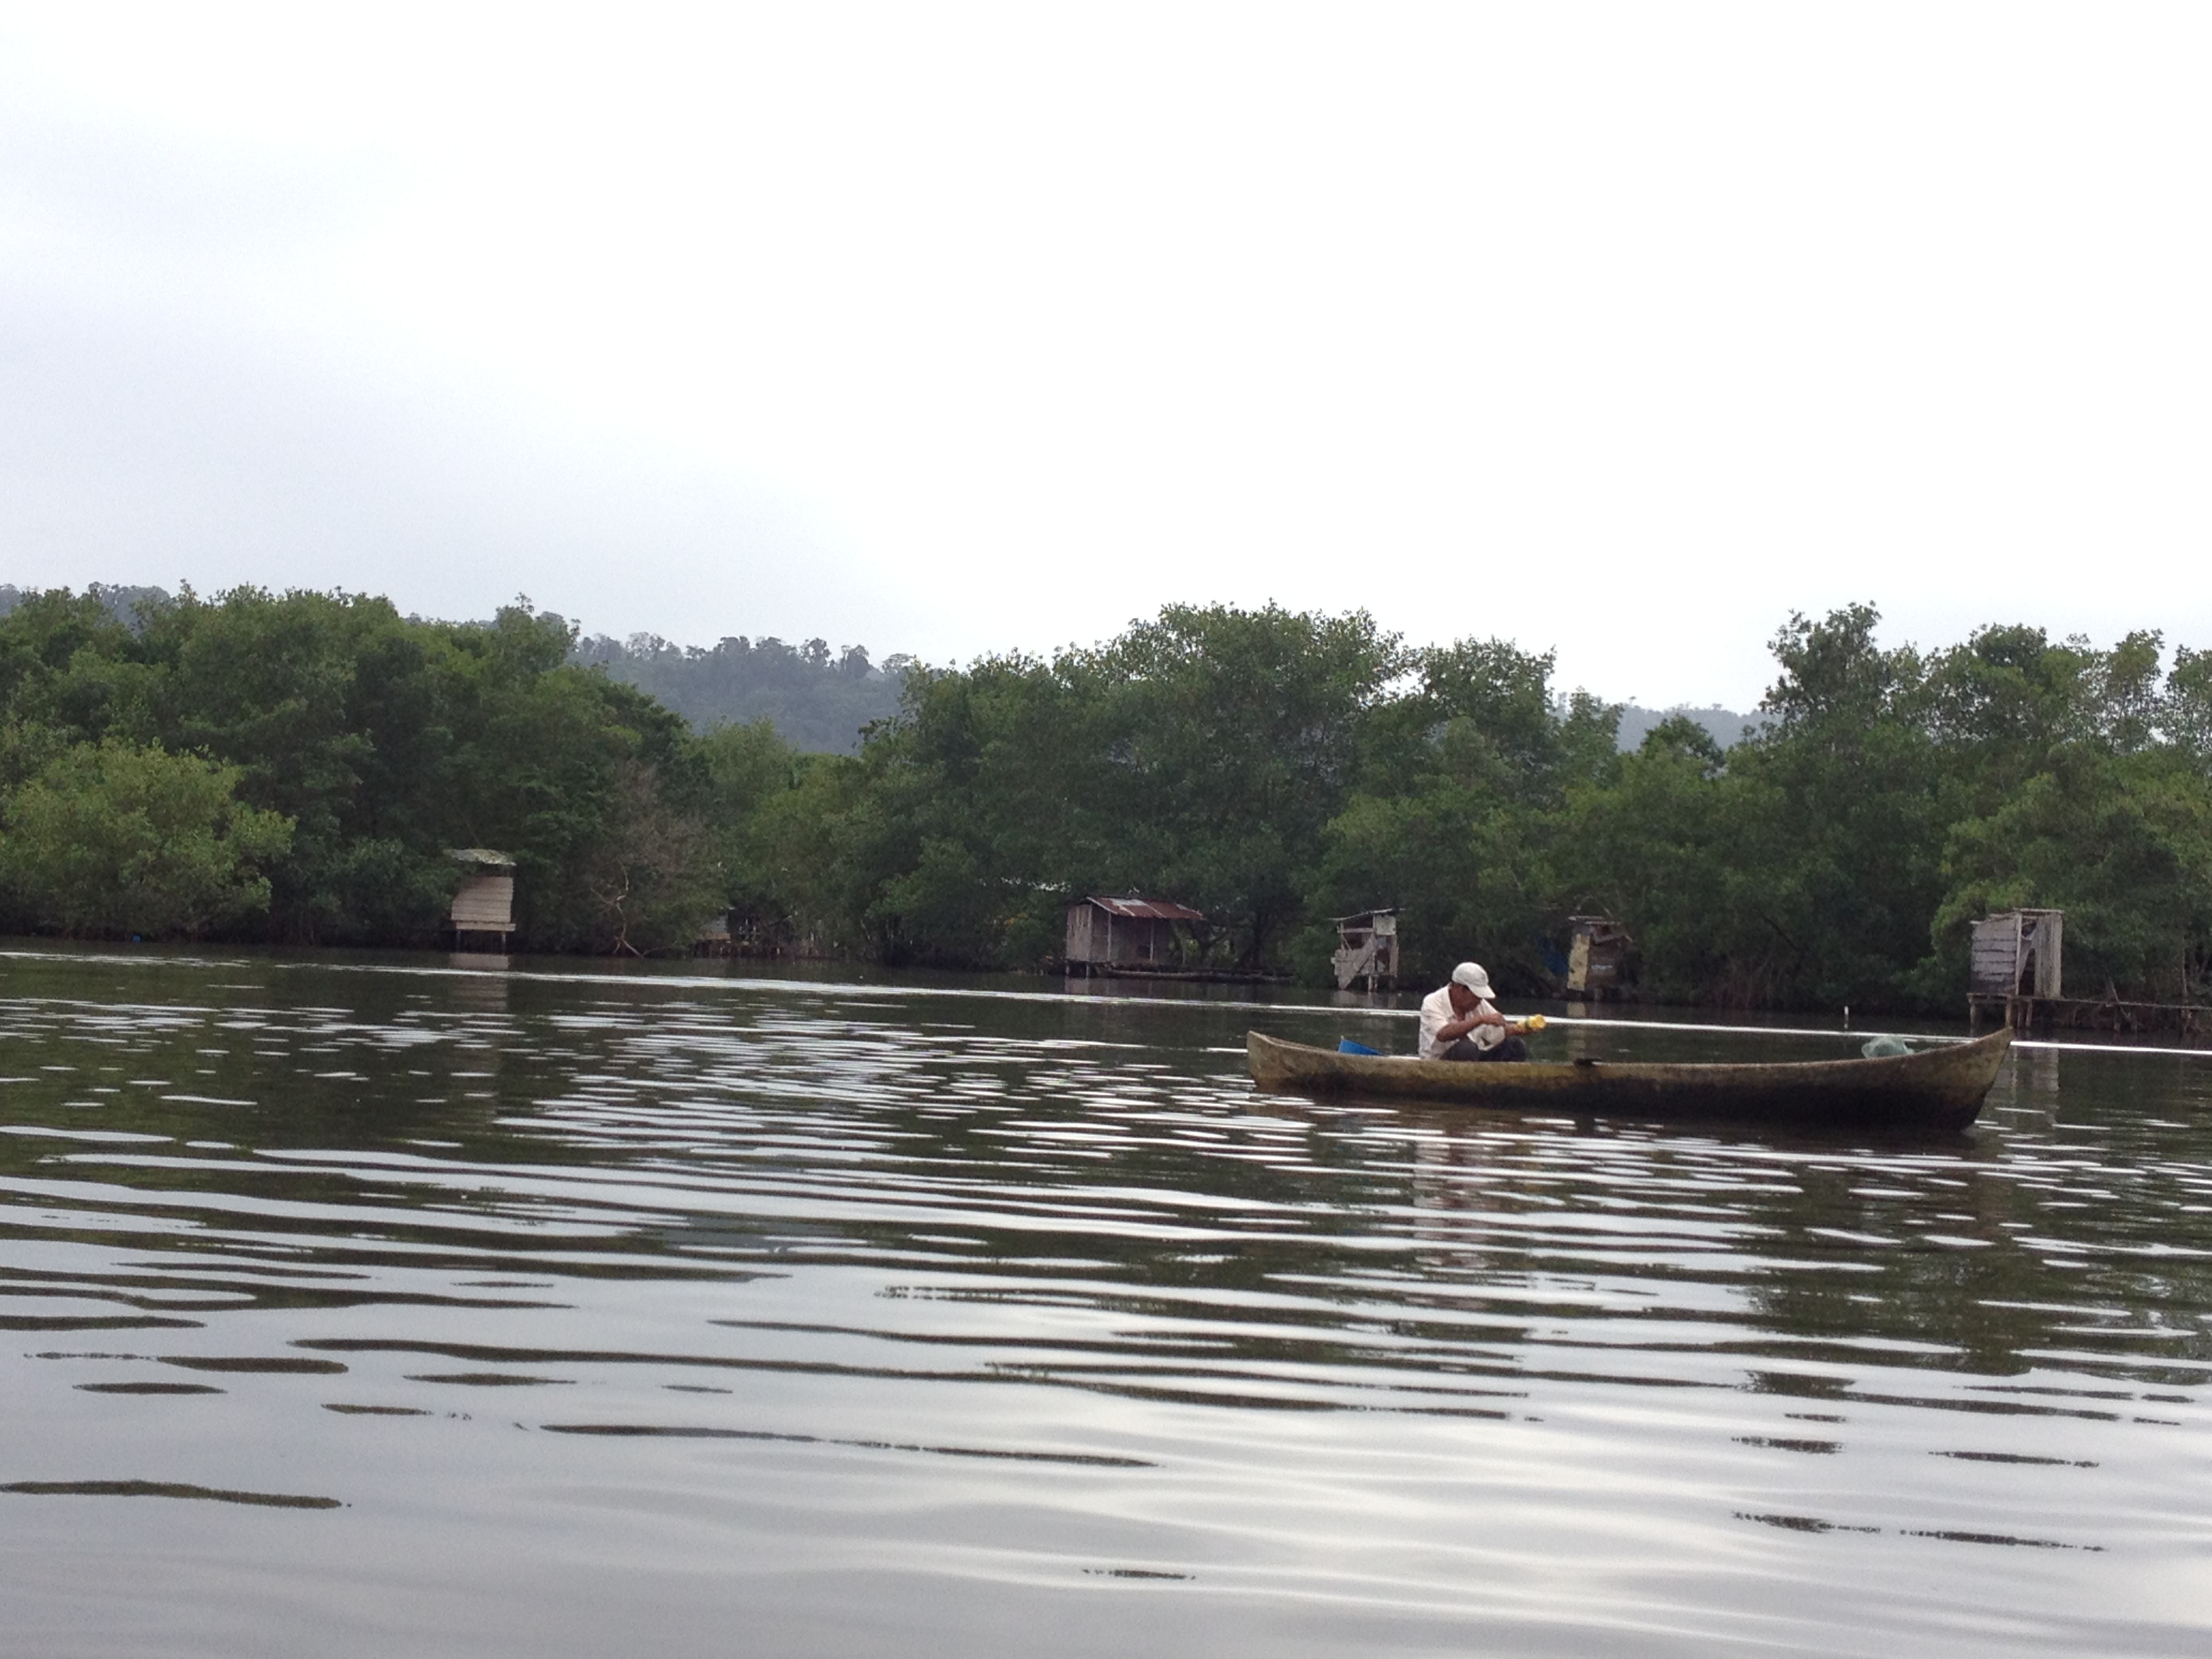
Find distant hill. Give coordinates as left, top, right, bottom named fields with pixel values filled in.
left=0, top=583, right=173, bottom=630
left=581, top=644, right=1758, bottom=758
left=1613, top=703, right=1763, bottom=752
left=572, top=633, right=911, bottom=755
left=0, top=586, right=909, bottom=755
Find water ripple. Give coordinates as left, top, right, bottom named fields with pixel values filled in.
left=0, top=954, right=2207, bottom=1656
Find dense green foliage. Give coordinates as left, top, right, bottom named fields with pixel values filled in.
left=740, top=602, right=2211, bottom=1012
left=3, top=590, right=912, bottom=758
left=0, top=739, right=293, bottom=937
left=0, top=588, right=728, bottom=950
left=1, top=585, right=2203, bottom=1011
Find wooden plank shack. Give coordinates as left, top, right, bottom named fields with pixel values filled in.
left=1967, top=907, right=2064, bottom=1029
left=1566, top=916, right=1631, bottom=999
left=727, top=907, right=802, bottom=959
left=1970, top=909, right=2063, bottom=998
left=1332, top=909, right=1399, bottom=991
left=1064, top=896, right=1206, bottom=977
left=447, top=848, right=516, bottom=952
left=692, top=912, right=733, bottom=958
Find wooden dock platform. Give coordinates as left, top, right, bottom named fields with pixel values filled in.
left=1969, top=994, right=2203, bottom=1038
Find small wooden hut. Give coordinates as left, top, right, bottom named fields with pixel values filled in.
left=1064, top=896, right=1206, bottom=974
left=1970, top=908, right=2063, bottom=1003
left=1566, top=916, right=1631, bottom=998
left=447, top=848, right=515, bottom=952
left=1331, top=909, right=1399, bottom=991
left=692, top=912, right=734, bottom=958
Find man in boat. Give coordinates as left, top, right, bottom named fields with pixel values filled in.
left=1418, top=962, right=1531, bottom=1062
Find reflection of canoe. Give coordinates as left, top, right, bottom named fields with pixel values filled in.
left=1246, top=1027, right=2012, bottom=1130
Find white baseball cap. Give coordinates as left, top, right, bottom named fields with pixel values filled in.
left=1450, top=962, right=1495, bottom=998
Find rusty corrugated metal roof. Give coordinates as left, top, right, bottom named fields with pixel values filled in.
left=1082, top=895, right=1207, bottom=922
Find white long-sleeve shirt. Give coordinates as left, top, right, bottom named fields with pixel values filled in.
left=1417, top=985, right=1502, bottom=1059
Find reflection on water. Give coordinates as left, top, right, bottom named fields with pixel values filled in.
left=0, top=947, right=2207, bottom=1658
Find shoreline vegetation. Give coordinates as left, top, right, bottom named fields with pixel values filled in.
left=0, top=584, right=2204, bottom=1015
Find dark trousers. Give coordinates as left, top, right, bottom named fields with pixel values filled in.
left=1439, top=1036, right=1529, bottom=1063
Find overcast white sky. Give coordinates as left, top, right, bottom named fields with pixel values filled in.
left=1, top=5, right=2206, bottom=708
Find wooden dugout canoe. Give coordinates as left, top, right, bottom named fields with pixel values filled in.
left=1246, top=1026, right=2012, bottom=1131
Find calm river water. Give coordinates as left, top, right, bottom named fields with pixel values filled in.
left=0, top=947, right=2207, bottom=1657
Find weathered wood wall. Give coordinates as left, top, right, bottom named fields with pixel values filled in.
left=451, top=875, right=515, bottom=932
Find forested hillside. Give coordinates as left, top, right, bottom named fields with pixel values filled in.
left=0, top=584, right=2202, bottom=1014
left=1613, top=703, right=1758, bottom=752
left=571, top=633, right=909, bottom=754
left=0, top=589, right=909, bottom=756
left=0, top=583, right=171, bottom=631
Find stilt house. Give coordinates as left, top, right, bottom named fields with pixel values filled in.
left=1566, top=916, right=1631, bottom=997
left=1970, top=908, right=2064, bottom=1000
left=1331, top=909, right=1400, bottom=991
left=447, top=848, right=516, bottom=951
left=693, top=912, right=733, bottom=957
left=1063, top=896, right=1206, bottom=972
